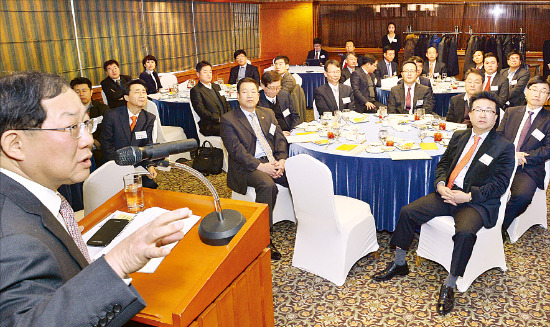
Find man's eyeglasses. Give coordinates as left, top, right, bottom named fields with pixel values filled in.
left=471, top=108, right=497, bottom=115
left=402, top=70, right=416, bottom=74
left=19, top=117, right=102, bottom=139
left=528, top=88, right=550, bottom=96
left=265, top=85, right=281, bottom=91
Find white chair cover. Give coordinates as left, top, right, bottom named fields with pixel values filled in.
left=416, top=165, right=517, bottom=292
left=101, top=90, right=108, bottom=106
left=507, top=160, right=550, bottom=243
left=231, top=185, right=296, bottom=225
left=285, top=154, right=379, bottom=286
left=292, top=73, right=303, bottom=86
left=312, top=100, right=320, bottom=121
left=189, top=101, right=228, bottom=171
left=343, top=78, right=351, bottom=87
left=159, top=74, right=178, bottom=89
left=145, top=100, right=190, bottom=161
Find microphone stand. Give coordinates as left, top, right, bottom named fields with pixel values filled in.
left=156, top=160, right=246, bottom=246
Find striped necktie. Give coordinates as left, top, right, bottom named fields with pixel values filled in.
left=59, top=194, right=91, bottom=263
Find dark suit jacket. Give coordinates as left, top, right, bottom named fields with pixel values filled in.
left=375, top=59, right=398, bottom=86
left=387, top=82, right=435, bottom=114
left=190, top=82, right=231, bottom=136
left=446, top=93, right=469, bottom=124
left=435, top=129, right=515, bottom=228
left=307, top=49, right=329, bottom=65
left=501, top=67, right=530, bottom=107
left=139, top=70, right=162, bottom=94
left=351, top=68, right=377, bottom=113
left=228, top=64, right=260, bottom=84
left=339, top=66, right=355, bottom=83
left=258, top=89, right=300, bottom=131
left=422, top=61, right=447, bottom=77
left=0, top=173, right=145, bottom=326
left=100, top=106, right=156, bottom=165
left=497, top=106, right=550, bottom=189
left=398, top=76, right=432, bottom=88
left=100, top=74, right=132, bottom=109
left=314, top=83, right=355, bottom=115
left=485, top=72, right=510, bottom=108
left=220, top=106, right=288, bottom=195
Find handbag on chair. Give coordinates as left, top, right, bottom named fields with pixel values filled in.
left=191, top=141, right=223, bottom=175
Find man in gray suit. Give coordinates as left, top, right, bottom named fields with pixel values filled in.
left=482, top=52, right=509, bottom=107
left=315, top=59, right=355, bottom=116
left=258, top=71, right=300, bottom=135
left=446, top=69, right=484, bottom=125
left=351, top=54, right=382, bottom=113
left=388, top=60, right=435, bottom=114
left=0, top=72, right=191, bottom=326
left=340, top=52, right=358, bottom=83
left=502, top=51, right=530, bottom=107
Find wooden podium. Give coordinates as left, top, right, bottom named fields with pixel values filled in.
left=81, top=188, right=275, bottom=327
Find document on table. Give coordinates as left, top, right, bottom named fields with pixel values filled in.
left=388, top=150, right=432, bottom=160
left=286, top=133, right=323, bottom=143
left=84, top=207, right=201, bottom=273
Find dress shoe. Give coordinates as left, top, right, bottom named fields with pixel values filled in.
left=372, top=262, right=409, bottom=282
left=437, top=284, right=455, bottom=315
left=270, top=242, right=281, bottom=261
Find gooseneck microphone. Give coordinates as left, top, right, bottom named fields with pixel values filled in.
left=114, top=139, right=197, bottom=165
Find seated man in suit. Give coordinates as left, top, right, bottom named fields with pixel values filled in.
left=0, top=71, right=191, bottom=326
left=274, top=55, right=296, bottom=93
left=306, top=38, right=329, bottom=66
left=446, top=69, right=484, bottom=125
left=228, top=49, right=260, bottom=85
left=101, top=79, right=158, bottom=189
left=463, top=50, right=485, bottom=77
left=482, top=52, right=509, bottom=107
left=220, top=77, right=289, bottom=261
left=100, top=59, right=132, bottom=109
left=502, top=51, right=530, bottom=107
left=375, top=46, right=398, bottom=87
left=258, top=71, right=300, bottom=136
left=190, top=61, right=232, bottom=136
left=351, top=54, right=382, bottom=113
left=372, top=91, right=515, bottom=315
left=139, top=54, right=162, bottom=94
left=497, top=76, right=550, bottom=232
left=70, top=76, right=109, bottom=166
left=340, top=52, right=358, bottom=83
left=388, top=60, right=434, bottom=114
left=397, top=56, right=432, bottom=88
left=341, top=40, right=356, bottom=69
left=315, top=59, right=355, bottom=116
left=422, top=46, right=447, bottom=79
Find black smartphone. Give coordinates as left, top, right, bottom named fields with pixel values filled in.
left=86, top=218, right=130, bottom=247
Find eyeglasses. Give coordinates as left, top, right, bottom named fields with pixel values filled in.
left=528, top=88, right=550, bottom=96
left=20, top=117, right=102, bottom=139
left=265, top=85, right=281, bottom=91
left=471, top=108, right=497, bottom=115
left=465, top=80, right=483, bottom=86
left=402, top=70, right=416, bottom=74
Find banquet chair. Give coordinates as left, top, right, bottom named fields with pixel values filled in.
left=231, top=184, right=296, bottom=225
left=343, top=78, right=351, bottom=87
left=416, top=165, right=517, bottom=292
left=313, top=100, right=320, bottom=121
left=159, top=74, right=178, bottom=89
left=506, top=160, right=550, bottom=243
left=285, top=154, right=379, bottom=286
left=83, top=161, right=135, bottom=216
left=189, top=101, right=228, bottom=171
left=101, top=90, right=108, bottom=106
left=292, top=73, right=303, bottom=87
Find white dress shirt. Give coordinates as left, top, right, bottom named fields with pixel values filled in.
left=328, top=82, right=340, bottom=110
left=241, top=107, right=267, bottom=159
left=453, top=130, right=490, bottom=189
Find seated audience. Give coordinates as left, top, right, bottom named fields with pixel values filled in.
left=373, top=91, right=515, bottom=316
left=228, top=49, right=260, bottom=84
left=482, top=52, right=509, bottom=107
left=502, top=51, right=530, bottom=107
left=70, top=76, right=109, bottom=165
left=341, top=40, right=356, bottom=68
left=340, top=52, right=358, bottom=83
left=422, top=46, right=447, bottom=78
left=307, top=38, right=329, bottom=66
left=274, top=55, right=296, bottom=93
left=101, top=79, right=158, bottom=188
left=351, top=54, right=382, bottom=113
left=258, top=71, right=300, bottom=136
left=375, top=46, right=398, bottom=86
left=139, top=54, right=162, bottom=94
left=497, top=76, right=550, bottom=232
left=314, top=59, right=355, bottom=116
left=398, top=56, right=432, bottom=88
left=388, top=60, right=434, bottom=114
left=463, top=50, right=485, bottom=77
left=220, top=78, right=289, bottom=261
left=190, top=60, right=231, bottom=136
left=100, top=59, right=132, bottom=109
left=446, top=69, right=484, bottom=125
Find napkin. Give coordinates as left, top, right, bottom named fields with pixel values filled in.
left=388, top=150, right=432, bottom=160
left=334, top=144, right=357, bottom=151
left=419, top=142, right=439, bottom=150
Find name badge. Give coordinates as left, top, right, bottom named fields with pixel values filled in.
left=390, top=39, right=396, bottom=43
left=342, top=97, right=351, bottom=104
left=269, top=123, right=276, bottom=135
left=479, top=154, right=493, bottom=166
left=283, top=109, right=290, bottom=117
left=320, top=55, right=325, bottom=59
left=510, top=79, right=517, bottom=85
left=219, top=90, right=227, bottom=97
left=532, top=128, right=545, bottom=141
left=490, top=85, right=498, bottom=91
left=416, top=100, right=424, bottom=106
left=135, top=131, right=148, bottom=140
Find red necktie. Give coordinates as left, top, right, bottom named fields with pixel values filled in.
left=447, top=136, right=481, bottom=189
left=405, top=87, right=412, bottom=112
left=59, top=194, right=91, bottom=263
left=484, top=76, right=492, bottom=92
left=516, top=111, right=534, bottom=151
left=130, top=116, right=137, bottom=131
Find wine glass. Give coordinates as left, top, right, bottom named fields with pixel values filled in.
left=217, top=77, right=224, bottom=85
left=378, top=127, right=388, bottom=144
left=342, top=108, right=351, bottom=125
left=378, top=106, right=388, bottom=122
left=187, top=79, right=195, bottom=89
left=442, top=72, right=447, bottom=80
left=418, top=130, right=427, bottom=143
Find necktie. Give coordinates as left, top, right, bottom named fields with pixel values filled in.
left=315, top=51, right=319, bottom=59
left=130, top=116, right=137, bottom=131
left=447, top=136, right=481, bottom=189
left=250, top=113, right=276, bottom=162
left=405, top=87, right=412, bottom=112
left=115, top=79, right=122, bottom=87
left=516, top=111, right=534, bottom=151
left=59, top=194, right=91, bottom=263
left=484, top=75, right=492, bottom=92
left=463, top=100, right=470, bottom=121
left=387, top=63, right=392, bottom=77
left=430, top=63, right=434, bottom=78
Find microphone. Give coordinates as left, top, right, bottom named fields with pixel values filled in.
left=115, top=140, right=197, bottom=165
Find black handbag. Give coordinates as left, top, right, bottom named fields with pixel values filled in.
left=191, top=141, right=224, bottom=175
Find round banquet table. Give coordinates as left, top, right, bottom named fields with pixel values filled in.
left=288, top=66, right=326, bottom=108
left=289, top=115, right=448, bottom=231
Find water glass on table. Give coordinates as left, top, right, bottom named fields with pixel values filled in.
left=377, top=106, right=388, bottom=122
left=123, top=173, right=144, bottom=213
left=378, top=127, right=388, bottom=144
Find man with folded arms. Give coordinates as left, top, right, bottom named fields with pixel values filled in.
left=482, top=52, right=509, bottom=107
left=502, top=51, right=530, bottom=107
left=340, top=52, right=358, bottom=84
left=375, top=46, right=398, bottom=86
left=351, top=54, right=382, bottom=113
left=100, top=59, right=132, bottom=109
left=306, top=38, right=329, bottom=66
left=422, top=46, right=447, bottom=79
left=497, top=76, right=550, bottom=233
left=221, top=77, right=289, bottom=261
left=258, top=71, right=300, bottom=136
left=388, top=60, right=434, bottom=114
left=0, top=71, right=192, bottom=326
left=446, top=69, right=484, bottom=125
left=372, top=91, right=515, bottom=315
left=314, top=59, right=355, bottom=116
left=228, top=49, right=260, bottom=85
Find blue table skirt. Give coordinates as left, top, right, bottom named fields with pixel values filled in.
left=289, top=145, right=442, bottom=231
left=376, top=89, right=457, bottom=117
left=297, top=73, right=326, bottom=108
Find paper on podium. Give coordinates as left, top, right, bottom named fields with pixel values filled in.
left=84, top=207, right=201, bottom=273
left=388, top=150, right=432, bottom=160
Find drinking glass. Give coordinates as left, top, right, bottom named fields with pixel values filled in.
left=418, top=130, right=427, bottom=143
left=378, top=106, right=388, bottom=122
left=123, top=174, right=144, bottom=213
left=187, top=79, right=195, bottom=89
left=442, top=73, right=447, bottom=80
left=378, top=127, right=388, bottom=144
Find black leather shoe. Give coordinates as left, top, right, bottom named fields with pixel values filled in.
left=437, top=284, right=455, bottom=315
left=372, top=262, right=409, bottom=282
left=270, top=242, right=281, bottom=261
